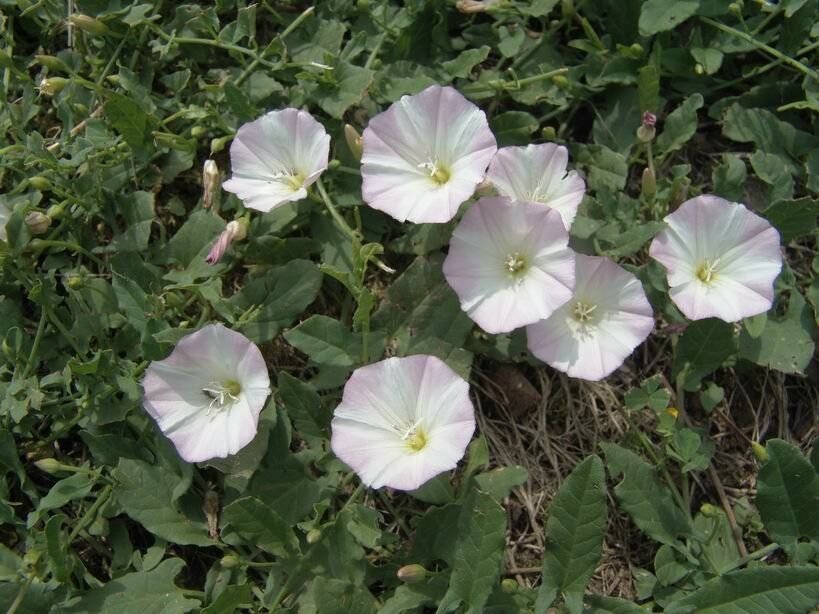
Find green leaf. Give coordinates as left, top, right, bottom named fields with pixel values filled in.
left=583, top=594, right=646, bottom=613
left=55, top=558, right=200, bottom=613
left=440, top=46, right=490, bottom=79
left=316, top=60, right=374, bottom=119
left=575, top=145, right=628, bottom=192
left=474, top=466, right=528, bottom=501
left=656, top=94, right=704, bottom=156
left=221, top=496, right=299, bottom=557
left=638, top=64, right=660, bottom=114
left=665, top=566, right=819, bottom=614
left=105, top=192, right=155, bottom=253
left=672, top=319, right=737, bottom=389
left=299, top=577, right=377, bottom=614
left=283, top=315, right=360, bottom=368
left=278, top=372, right=330, bottom=447
left=105, top=92, right=156, bottom=158
left=654, top=543, right=690, bottom=586
left=222, top=81, right=257, bottom=122
left=437, top=490, right=507, bottom=613
left=535, top=455, right=606, bottom=614
left=113, top=459, right=212, bottom=546
left=756, top=439, right=819, bottom=548
left=690, top=47, right=723, bottom=74
left=738, top=292, right=815, bottom=374
left=639, top=0, right=700, bottom=36
left=491, top=111, right=539, bottom=146
left=763, top=197, right=819, bottom=242
left=44, top=513, right=70, bottom=583
left=231, top=260, right=323, bottom=343
left=201, top=584, right=252, bottom=614
left=601, top=443, right=692, bottom=546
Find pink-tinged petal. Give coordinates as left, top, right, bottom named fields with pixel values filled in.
left=487, top=144, right=586, bottom=229
left=141, top=324, right=271, bottom=463
left=361, top=85, right=497, bottom=223
left=223, top=108, right=330, bottom=213
left=649, top=195, right=782, bottom=322
left=330, top=355, right=475, bottom=491
left=443, top=197, right=576, bottom=334
left=527, top=255, right=654, bottom=381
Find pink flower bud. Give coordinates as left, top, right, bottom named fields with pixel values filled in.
left=205, top=220, right=248, bottom=265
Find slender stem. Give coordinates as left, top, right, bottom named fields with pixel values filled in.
left=147, top=25, right=279, bottom=69
left=19, top=310, right=47, bottom=380
left=721, top=542, right=779, bottom=574
left=315, top=178, right=357, bottom=240
left=700, top=16, right=818, bottom=81
left=675, top=376, right=692, bottom=518
left=28, top=240, right=106, bottom=267
left=7, top=576, right=33, bottom=614
left=377, top=490, right=411, bottom=536
left=365, top=33, right=387, bottom=70
left=68, top=485, right=112, bottom=543
left=461, top=67, right=569, bottom=94
left=280, top=6, right=315, bottom=39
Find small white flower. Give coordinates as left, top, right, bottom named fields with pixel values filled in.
left=223, top=108, right=330, bottom=213
left=487, top=143, right=586, bottom=230
left=142, top=324, right=271, bottom=463
left=526, top=255, right=655, bottom=381
left=649, top=195, right=783, bottom=322
left=361, top=85, right=497, bottom=223
left=331, top=355, right=475, bottom=491
left=443, top=196, right=576, bottom=334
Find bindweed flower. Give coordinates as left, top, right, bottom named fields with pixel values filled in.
left=202, top=159, right=220, bottom=209
left=487, top=143, right=586, bottom=229
left=223, top=108, right=330, bottom=213
left=649, top=195, right=782, bottom=322
left=343, top=123, right=363, bottom=161
left=142, top=323, right=271, bottom=463
left=205, top=219, right=248, bottom=265
left=443, top=197, right=576, bottom=334
left=330, top=355, right=475, bottom=491
left=361, top=85, right=497, bottom=223
left=526, top=255, right=654, bottom=381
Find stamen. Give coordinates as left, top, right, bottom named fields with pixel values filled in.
left=268, top=171, right=305, bottom=192
left=202, top=380, right=242, bottom=415
left=696, top=259, right=720, bottom=284
left=395, top=418, right=428, bottom=452
left=505, top=252, right=527, bottom=275
left=417, top=156, right=450, bottom=185
left=572, top=301, right=598, bottom=323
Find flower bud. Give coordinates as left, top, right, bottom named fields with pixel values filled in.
left=35, top=54, right=68, bottom=72
left=220, top=554, right=241, bottom=568
left=694, top=63, right=704, bottom=75
left=729, top=2, right=742, bottom=15
left=211, top=134, right=232, bottom=154
left=46, top=203, right=65, bottom=219
left=191, top=125, right=207, bottom=138
left=205, top=219, right=248, bottom=265
left=456, top=0, right=499, bottom=13
left=344, top=124, right=363, bottom=161
left=551, top=75, right=570, bottom=89
left=202, top=159, right=220, bottom=209
left=541, top=126, right=556, bottom=140
left=630, top=43, right=644, bottom=56
left=561, top=0, right=574, bottom=18
left=39, top=77, right=69, bottom=97
left=203, top=490, right=220, bottom=539
left=751, top=442, right=768, bottom=463
left=501, top=578, right=518, bottom=593
left=25, top=212, right=52, bottom=235
left=306, top=528, right=322, bottom=544
left=637, top=113, right=656, bottom=143
left=328, top=159, right=341, bottom=170
left=69, top=14, right=108, bottom=35
left=642, top=111, right=657, bottom=127
left=700, top=503, right=718, bottom=517
left=35, top=458, right=62, bottom=474
left=26, top=177, right=51, bottom=193
left=641, top=167, right=656, bottom=200
left=66, top=273, right=83, bottom=290
left=397, top=564, right=427, bottom=584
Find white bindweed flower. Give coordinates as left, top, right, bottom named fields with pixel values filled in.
left=0, top=202, right=10, bottom=241
left=361, top=85, right=497, bottom=223
left=649, top=195, right=782, bottom=322
left=223, top=108, right=330, bottom=213
left=487, top=143, right=586, bottom=229
left=142, top=323, right=271, bottom=463
left=526, top=255, right=655, bottom=381
left=443, top=196, right=576, bottom=334
left=331, top=355, right=475, bottom=491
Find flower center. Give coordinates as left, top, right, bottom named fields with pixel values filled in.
left=270, top=171, right=305, bottom=192
left=696, top=259, right=720, bottom=284
left=572, top=301, right=598, bottom=323
left=418, top=157, right=451, bottom=185
left=202, top=379, right=242, bottom=414
left=505, top=252, right=528, bottom=276
left=398, top=418, right=428, bottom=453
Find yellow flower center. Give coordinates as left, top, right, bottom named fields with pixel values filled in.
left=405, top=429, right=428, bottom=452
left=203, top=379, right=242, bottom=413
left=696, top=259, right=720, bottom=284
left=505, top=252, right=528, bottom=275
left=418, top=157, right=451, bottom=185
left=572, top=301, right=598, bottom=323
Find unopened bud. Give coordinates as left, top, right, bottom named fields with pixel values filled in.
left=35, top=458, right=62, bottom=474
left=397, top=564, right=427, bottom=584
left=751, top=442, right=768, bottom=463
left=456, top=0, right=499, bottom=13
left=729, top=2, right=742, bottom=15
left=35, top=54, right=67, bottom=72
left=630, top=43, right=644, bottom=56
left=637, top=114, right=656, bottom=143
left=25, top=212, right=52, bottom=235
left=641, top=167, right=656, bottom=200
left=501, top=578, right=518, bottom=593
left=344, top=124, right=363, bottom=161
left=700, top=503, right=718, bottom=517
left=306, top=528, right=322, bottom=544
left=202, top=159, right=220, bottom=209
left=66, top=273, right=83, bottom=290
left=220, top=554, right=241, bottom=568
left=203, top=490, right=220, bottom=539
left=561, top=0, right=574, bottom=18
left=191, top=125, right=207, bottom=138
left=328, top=159, right=341, bottom=170
left=27, top=176, right=51, bottom=191
left=205, top=219, right=248, bottom=265
left=541, top=126, right=556, bottom=140
left=39, top=77, right=69, bottom=97
left=211, top=134, right=233, bottom=154
left=551, top=75, right=570, bottom=89
left=694, top=63, right=704, bottom=75
left=642, top=111, right=657, bottom=127
left=69, top=14, right=108, bottom=35
left=46, top=203, right=65, bottom=219
left=669, top=177, right=690, bottom=210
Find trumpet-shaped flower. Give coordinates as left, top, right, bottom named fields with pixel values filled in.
left=649, top=195, right=782, bottom=322
left=331, top=355, right=475, bottom=491
left=361, top=85, right=497, bottom=223
left=223, top=108, right=330, bottom=213
left=142, top=324, right=271, bottom=463
left=487, top=143, right=586, bottom=229
left=443, top=197, right=576, bottom=334
left=526, top=255, right=654, bottom=381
